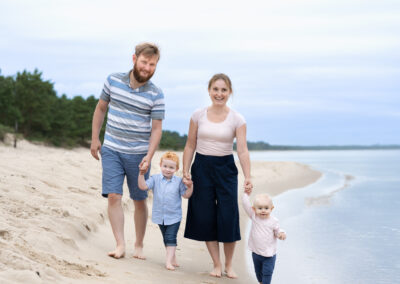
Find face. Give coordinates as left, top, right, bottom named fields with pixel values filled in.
left=208, top=79, right=231, bottom=106
left=253, top=199, right=273, bottom=219
left=132, top=54, right=158, bottom=83
left=160, top=159, right=177, bottom=179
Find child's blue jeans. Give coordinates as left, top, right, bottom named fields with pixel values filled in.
left=252, top=252, right=276, bottom=284
left=158, top=221, right=181, bottom=246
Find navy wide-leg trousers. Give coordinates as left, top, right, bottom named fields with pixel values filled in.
left=184, top=152, right=241, bottom=242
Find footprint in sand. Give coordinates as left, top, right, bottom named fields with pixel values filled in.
left=0, top=230, right=11, bottom=240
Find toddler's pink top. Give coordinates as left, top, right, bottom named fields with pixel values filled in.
left=191, top=107, right=246, bottom=156
left=242, top=193, right=284, bottom=257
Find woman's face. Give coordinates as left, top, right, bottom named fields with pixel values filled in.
left=209, top=79, right=231, bottom=106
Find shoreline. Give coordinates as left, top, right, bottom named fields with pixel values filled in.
left=0, top=142, right=321, bottom=283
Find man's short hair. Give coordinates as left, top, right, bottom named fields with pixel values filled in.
left=160, top=151, right=180, bottom=169
left=135, top=42, right=160, bottom=61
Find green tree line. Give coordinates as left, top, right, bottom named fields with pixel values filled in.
left=0, top=69, right=101, bottom=147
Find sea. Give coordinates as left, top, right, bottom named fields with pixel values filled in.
left=244, top=150, right=400, bottom=284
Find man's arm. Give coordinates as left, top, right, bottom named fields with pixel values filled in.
left=139, top=119, right=162, bottom=172
left=90, top=99, right=109, bottom=160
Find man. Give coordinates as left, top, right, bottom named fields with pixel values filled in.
left=90, top=42, right=164, bottom=259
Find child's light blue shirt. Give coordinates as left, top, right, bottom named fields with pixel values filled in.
left=145, top=174, right=188, bottom=225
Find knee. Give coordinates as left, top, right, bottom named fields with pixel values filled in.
left=262, top=263, right=274, bottom=277
left=164, top=234, right=177, bottom=246
left=133, top=199, right=147, bottom=211
left=108, top=193, right=122, bottom=206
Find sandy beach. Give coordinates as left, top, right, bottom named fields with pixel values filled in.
left=0, top=140, right=321, bottom=283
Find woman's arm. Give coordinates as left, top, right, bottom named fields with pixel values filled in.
left=182, top=119, right=198, bottom=180
left=236, top=124, right=253, bottom=190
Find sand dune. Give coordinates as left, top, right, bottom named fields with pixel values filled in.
left=0, top=140, right=321, bottom=283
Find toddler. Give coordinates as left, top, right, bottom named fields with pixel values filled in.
left=242, top=190, right=286, bottom=284
left=138, top=152, right=193, bottom=270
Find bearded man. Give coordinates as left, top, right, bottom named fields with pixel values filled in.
left=90, top=42, right=164, bottom=259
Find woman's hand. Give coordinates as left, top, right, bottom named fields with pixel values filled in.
left=183, top=172, right=191, bottom=181
left=244, top=178, right=253, bottom=194
left=183, top=172, right=192, bottom=187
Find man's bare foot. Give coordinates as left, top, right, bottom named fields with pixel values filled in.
left=225, top=267, right=238, bottom=279
left=133, top=246, right=146, bottom=260
left=210, top=267, right=222, bottom=278
left=108, top=245, right=125, bottom=259
left=166, top=263, right=175, bottom=270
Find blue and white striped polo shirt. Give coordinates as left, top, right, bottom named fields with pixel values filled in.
left=100, top=70, right=165, bottom=154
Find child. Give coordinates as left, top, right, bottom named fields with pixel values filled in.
left=242, top=190, right=286, bottom=284
left=138, top=151, right=193, bottom=270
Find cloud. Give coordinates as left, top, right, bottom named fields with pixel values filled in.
left=1, top=0, right=399, bottom=144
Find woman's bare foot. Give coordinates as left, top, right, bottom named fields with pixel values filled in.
left=166, top=263, right=175, bottom=270
left=225, top=267, right=238, bottom=279
left=133, top=246, right=146, bottom=260
left=108, top=245, right=125, bottom=259
left=210, top=266, right=222, bottom=278
left=172, top=255, right=179, bottom=267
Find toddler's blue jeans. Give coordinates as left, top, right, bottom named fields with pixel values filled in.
left=252, top=252, right=276, bottom=284
left=158, top=221, right=181, bottom=246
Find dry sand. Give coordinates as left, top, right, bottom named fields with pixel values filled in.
left=0, top=140, right=321, bottom=283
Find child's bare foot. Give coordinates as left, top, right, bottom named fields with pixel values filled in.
left=225, top=267, right=238, bottom=279
left=107, top=245, right=125, bottom=259
left=210, top=266, right=222, bottom=278
left=166, top=263, right=175, bottom=270
left=133, top=246, right=146, bottom=260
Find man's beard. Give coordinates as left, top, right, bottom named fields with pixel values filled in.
left=132, top=64, right=155, bottom=83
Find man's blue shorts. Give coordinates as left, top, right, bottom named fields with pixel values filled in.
left=101, top=146, right=149, bottom=200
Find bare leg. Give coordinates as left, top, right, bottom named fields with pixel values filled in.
left=133, top=199, right=148, bottom=260
left=165, top=246, right=176, bottom=270
left=224, top=242, right=237, bottom=278
left=107, top=193, right=125, bottom=259
left=172, top=251, right=179, bottom=267
left=205, top=241, right=222, bottom=277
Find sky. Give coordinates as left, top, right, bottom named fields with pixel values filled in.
left=1, top=0, right=399, bottom=145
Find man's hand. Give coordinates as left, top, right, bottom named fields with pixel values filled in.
left=90, top=139, right=102, bottom=160
left=278, top=232, right=286, bottom=240
left=139, top=155, right=150, bottom=173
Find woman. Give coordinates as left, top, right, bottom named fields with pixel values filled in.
left=182, top=73, right=253, bottom=279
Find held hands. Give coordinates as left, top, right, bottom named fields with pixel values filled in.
left=278, top=232, right=286, bottom=240
left=90, top=139, right=102, bottom=160
left=183, top=172, right=192, bottom=188
left=139, top=155, right=150, bottom=173
left=184, top=178, right=193, bottom=188
left=244, top=178, right=253, bottom=195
